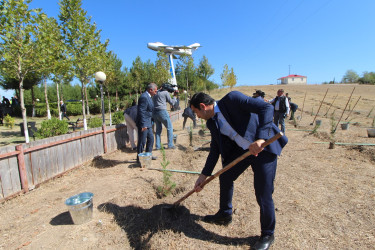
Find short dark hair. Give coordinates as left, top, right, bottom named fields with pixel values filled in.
left=190, top=92, right=215, bottom=110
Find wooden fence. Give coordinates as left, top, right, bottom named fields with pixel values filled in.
left=0, top=110, right=183, bottom=202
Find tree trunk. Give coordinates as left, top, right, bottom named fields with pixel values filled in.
left=84, top=85, right=90, bottom=116
left=56, top=83, right=61, bottom=120
left=31, top=86, right=35, bottom=117
left=116, top=88, right=119, bottom=111
left=108, top=91, right=112, bottom=126
left=19, top=80, right=30, bottom=143
left=80, top=82, right=87, bottom=130
left=44, top=77, right=51, bottom=119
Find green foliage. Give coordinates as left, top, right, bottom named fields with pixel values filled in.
left=341, top=69, right=359, bottom=83
left=330, top=113, right=337, bottom=139
left=358, top=71, right=375, bottom=85
left=4, top=114, right=15, bottom=129
left=34, top=118, right=68, bottom=139
left=66, top=102, right=83, bottom=116
left=221, top=64, right=237, bottom=89
left=88, top=117, right=102, bottom=128
left=112, top=111, right=124, bottom=125
left=200, top=118, right=206, bottom=131
left=311, top=124, right=320, bottom=134
left=156, top=145, right=176, bottom=198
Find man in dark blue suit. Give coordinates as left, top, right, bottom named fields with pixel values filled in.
left=190, top=91, right=288, bottom=250
left=136, top=83, right=158, bottom=163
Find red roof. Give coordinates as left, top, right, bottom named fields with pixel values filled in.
left=278, top=74, right=307, bottom=79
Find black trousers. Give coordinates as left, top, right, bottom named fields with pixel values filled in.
left=219, top=150, right=278, bottom=236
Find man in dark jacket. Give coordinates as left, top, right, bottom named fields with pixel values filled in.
left=190, top=91, right=288, bottom=250
left=60, top=100, right=70, bottom=120
left=136, top=83, right=158, bottom=162
left=182, top=106, right=197, bottom=130
left=268, top=89, right=289, bottom=133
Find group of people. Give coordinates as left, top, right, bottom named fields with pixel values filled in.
left=0, top=95, right=19, bottom=125
left=252, top=88, right=298, bottom=134
left=121, top=85, right=292, bottom=249
left=122, top=83, right=180, bottom=163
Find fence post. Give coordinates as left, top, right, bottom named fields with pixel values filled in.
left=102, top=124, right=107, bottom=153
left=15, top=144, right=29, bottom=193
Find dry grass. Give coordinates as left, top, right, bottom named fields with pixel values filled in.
left=0, top=84, right=375, bottom=249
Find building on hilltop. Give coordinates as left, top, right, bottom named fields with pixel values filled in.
left=278, top=74, right=307, bottom=85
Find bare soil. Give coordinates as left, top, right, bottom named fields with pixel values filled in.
left=1, top=84, right=375, bottom=249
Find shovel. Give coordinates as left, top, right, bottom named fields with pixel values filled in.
left=169, top=132, right=284, bottom=209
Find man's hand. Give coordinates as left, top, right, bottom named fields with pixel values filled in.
left=249, top=139, right=265, bottom=156
left=194, top=174, right=207, bottom=192
left=141, top=127, right=147, bottom=132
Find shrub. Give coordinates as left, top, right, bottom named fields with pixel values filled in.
left=4, top=114, right=15, bottom=129
left=35, top=118, right=68, bottom=139
left=66, top=103, right=83, bottom=116
left=112, top=111, right=124, bottom=125
left=88, top=117, right=103, bottom=128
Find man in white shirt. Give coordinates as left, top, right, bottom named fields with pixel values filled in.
left=268, top=89, right=290, bottom=133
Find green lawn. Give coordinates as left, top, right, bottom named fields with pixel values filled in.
left=0, top=113, right=117, bottom=147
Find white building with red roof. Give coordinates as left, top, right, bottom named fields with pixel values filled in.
left=278, top=74, right=307, bottom=85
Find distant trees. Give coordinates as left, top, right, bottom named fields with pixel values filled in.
left=221, top=64, right=237, bottom=89
left=358, top=71, right=375, bottom=85
left=340, top=70, right=375, bottom=85
left=341, top=70, right=359, bottom=83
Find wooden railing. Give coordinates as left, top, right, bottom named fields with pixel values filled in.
left=0, top=110, right=183, bottom=202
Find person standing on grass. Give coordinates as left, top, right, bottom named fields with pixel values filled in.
left=190, top=91, right=288, bottom=250
left=60, top=100, right=70, bottom=121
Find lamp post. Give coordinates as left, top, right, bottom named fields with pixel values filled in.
left=95, top=71, right=106, bottom=125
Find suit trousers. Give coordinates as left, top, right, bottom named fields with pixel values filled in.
left=219, top=150, right=277, bottom=236
left=136, top=127, right=153, bottom=162
left=274, top=111, right=286, bottom=133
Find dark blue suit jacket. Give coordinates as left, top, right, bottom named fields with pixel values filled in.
left=136, top=91, right=154, bottom=128
left=202, top=91, right=288, bottom=176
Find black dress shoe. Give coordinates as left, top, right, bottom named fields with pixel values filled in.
left=252, top=234, right=274, bottom=250
left=203, top=211, right=232, bottom=225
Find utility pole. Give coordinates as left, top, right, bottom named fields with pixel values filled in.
left=288, top=65, right=291, bottom=75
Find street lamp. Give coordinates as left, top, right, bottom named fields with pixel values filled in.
left=95, top=71, right=106, bottom=125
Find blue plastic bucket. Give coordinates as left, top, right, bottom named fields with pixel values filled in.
left=65, top=192, right=94, bottom=224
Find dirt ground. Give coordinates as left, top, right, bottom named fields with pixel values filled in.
left=1, top=84, right=375, bottom=249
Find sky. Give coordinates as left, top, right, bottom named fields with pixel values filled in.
left=1, top=0, right=375, bottom=98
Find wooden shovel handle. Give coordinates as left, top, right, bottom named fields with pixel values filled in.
left=173, top=132, right=284, bottom=206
